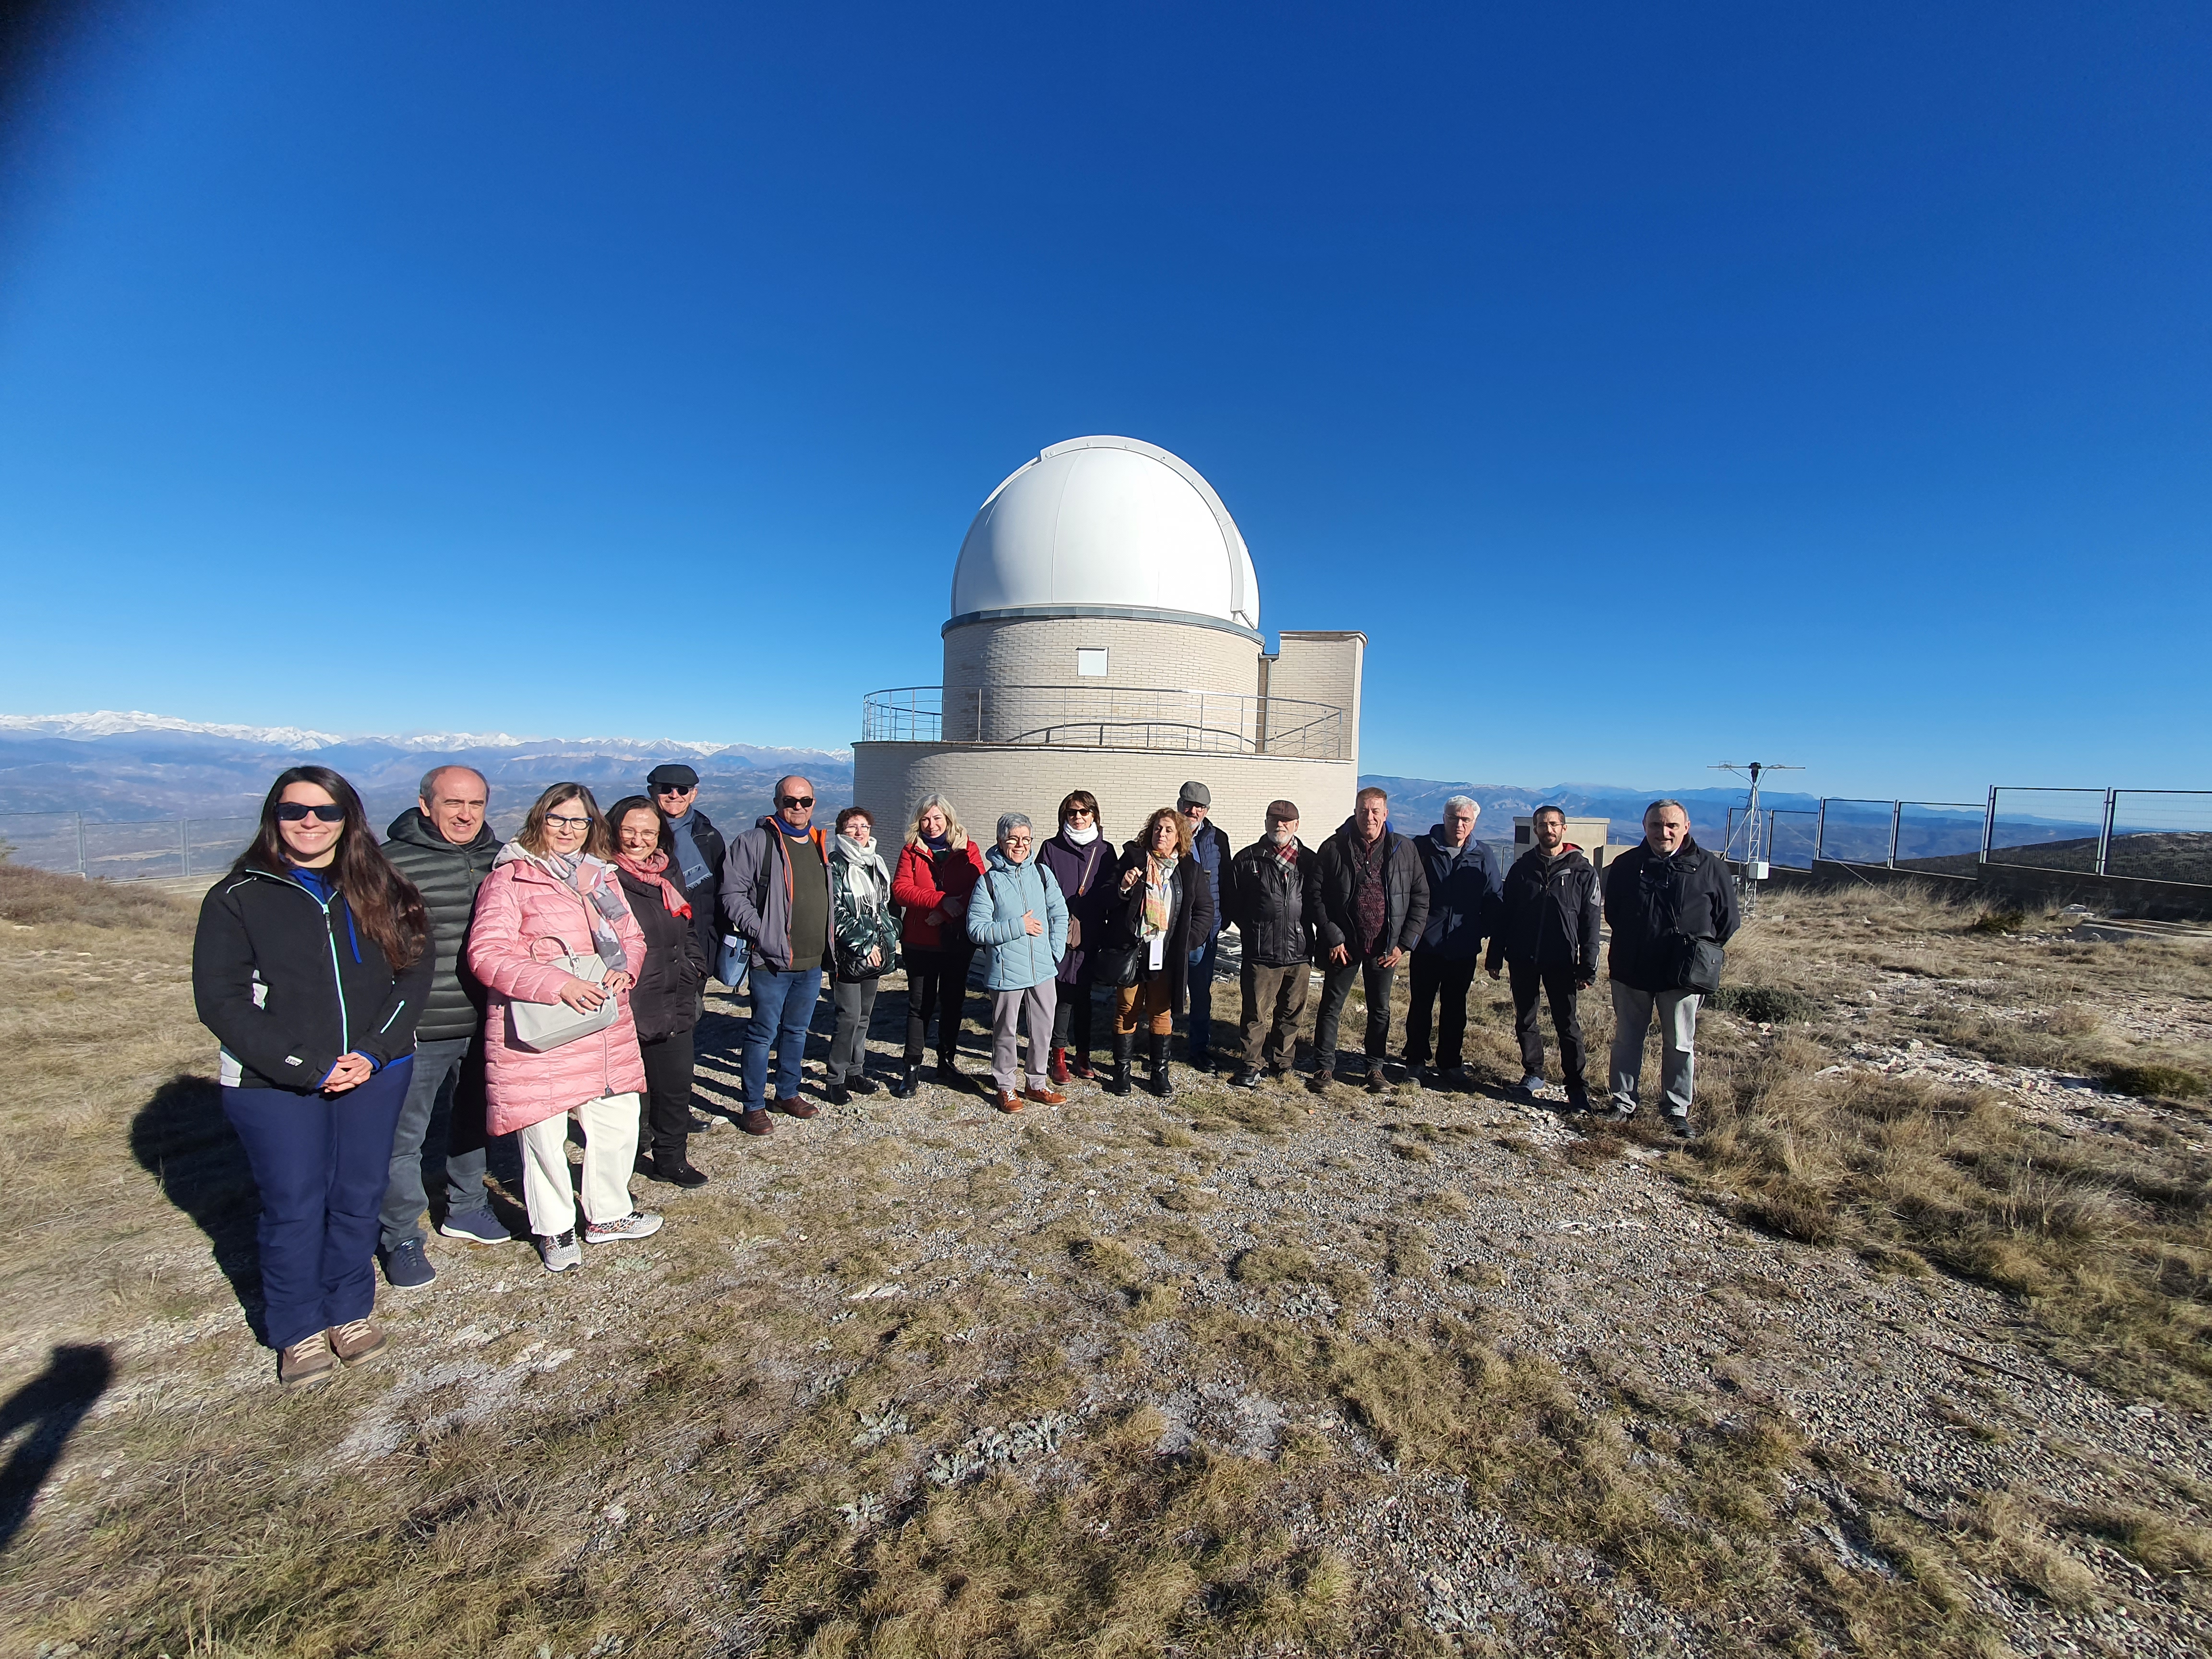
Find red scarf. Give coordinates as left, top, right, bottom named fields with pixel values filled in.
left=615, top=850, right=692, bottom=918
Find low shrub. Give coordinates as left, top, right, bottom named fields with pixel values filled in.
left=1711, top=985, right=1815, bottom=1023
left=2096, top=1061, right=2209, bottom=1100
left=1968, top=910, right=2028, bottom=936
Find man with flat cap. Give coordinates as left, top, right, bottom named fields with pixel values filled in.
left=1226, top=799, right=1318, bottom=1088
left=1177, top=780, right=1232, bottom=1072
left=647, top=763, right=726, bottom=977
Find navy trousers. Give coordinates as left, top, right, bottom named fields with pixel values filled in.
left=223, top=1058, right=412, bottom=1352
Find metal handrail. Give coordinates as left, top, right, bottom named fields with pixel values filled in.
left=859, top=684, right=1345, bottom=759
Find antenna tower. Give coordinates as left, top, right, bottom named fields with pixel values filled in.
left=1711, top=760, right=1804, bottom=914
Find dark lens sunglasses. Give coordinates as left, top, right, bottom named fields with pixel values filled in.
left=276, top=803, right=346, bottom=823
left=780, top=795, right=814, bottom=809
left=653, top=783, right=693, bottom=795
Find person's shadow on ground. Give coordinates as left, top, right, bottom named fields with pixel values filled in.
left=130, top=1072, right=264, bottom=1343
left=0, top=1345, right=111, bottom=1553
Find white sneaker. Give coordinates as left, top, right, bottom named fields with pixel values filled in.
left=537, top=1228, right=582, bottom=1273
left=584, top=1211, right=664, bottom=1244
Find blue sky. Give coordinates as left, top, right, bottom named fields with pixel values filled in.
left=0, top=2, right=2205, bottom=799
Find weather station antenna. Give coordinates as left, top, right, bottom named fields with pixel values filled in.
left=1712, top=761, right=1804, bottom=915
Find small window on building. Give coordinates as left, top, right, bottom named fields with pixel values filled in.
left=1076, top=647, right=1108, bottom=678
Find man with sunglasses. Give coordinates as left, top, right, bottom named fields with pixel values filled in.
left=721, top=775, right=836, bottom=1134
left=645, top=763, right=725, bottom=977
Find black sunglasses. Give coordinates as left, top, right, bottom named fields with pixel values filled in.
left=653, top=783, right=693, bottom=794
left=780, top=795, right=815, bottom=809
left=276, top=803, right=346, bottom=823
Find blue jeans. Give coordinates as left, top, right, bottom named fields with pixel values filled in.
left=223, top=1058, right=412, bottom=1351
left=746, top=965, right=823, bottom=1105
left=1183, top=933, right=1222, bottom=1061
left=378, top=1035, right=490, bottom=1250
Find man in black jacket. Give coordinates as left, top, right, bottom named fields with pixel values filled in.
left=1311, top=786, right=1431, bottom=1091
left=1225, top=800, right=1317, bottom=1088
left=1404, top=796, right=1503, bottom=1084
left=1486, top=805, right=1601, bottom=1107
left=648, top=763, right=727, bottom=978
left=377, top=766, right=506, bottom=1286
left=1602, top=799, right=1740, bottom=1135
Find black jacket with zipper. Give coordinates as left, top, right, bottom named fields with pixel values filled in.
left=192, top=864, right=433, bottom=1091
left=616, top=866, right=710, bottom=1042
left=1487, top=845, right=1602, bottom=975
left=380, top=808, right=502, bottom=1044
left=1602, top=838, right=1741, bottom=993
left=1227, top=837, right=1318, bottom=967
left=1313, top=824, right=1430, bottom=961
left=1098, top=844, right=1216, bottom=1002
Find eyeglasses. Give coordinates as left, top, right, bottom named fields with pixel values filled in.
left=1065, top=808, right=1094, bottom=820
left=545, top=813, right=592, bottom=830
left=780, top=796, right=814, bottom=809
left=276, top=803, right=345, bottom=823
left=653, top=784, right=693, bottom=796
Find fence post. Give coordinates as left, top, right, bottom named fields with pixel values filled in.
left=180, top=818, right=190, bottom=879
left=75, top=813, right=86, bottom=880
left=2096, top=789, right=2116, bottom=877
left=1981, top=788, right=1997, bottom=865
left=1887, top=801, right=1902, bottom=869
left=1813, top=799, right=1827, bottom=863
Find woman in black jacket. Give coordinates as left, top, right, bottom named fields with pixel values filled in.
left=1098, top=807, right=1215, bottom=1099
left=609, top=796, right=711, bottom=1190
left=192, top=766, right=432, bottom=1389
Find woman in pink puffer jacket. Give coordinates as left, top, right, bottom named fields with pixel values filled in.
left=468, top=783, right=661, bottom=1273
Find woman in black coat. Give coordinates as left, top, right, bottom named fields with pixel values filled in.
left=609, top=797, right=711, bottom=1189
left=192, top=765, right=432, bottom=1389
left=1035, top=790, right=1115, bottom=1083
left=1097, top=806, right=1215, bottom=1099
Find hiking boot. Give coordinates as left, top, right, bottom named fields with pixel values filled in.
left=1366, top=1060, right=1389, bottom=1094
left=772, top=1096, right=817, bottom=1119
left=827, top=1082, right=851, bottom=1106
left=1310, top=1062, right=1337, bottom=1092
left=379, top=1236, right=435, bottom=1289
left=1106, top=1033, right=1134, bottom=1097
left=537, top=1229, right=582, bottom=1272
left=278, top=1334, right=337, bottom=1389
left=1024, top=1085, right=1066, bottom=1106
left=438, top=1207, right=510, bottom=1245
left=329, top=1317, right=387, bottom=1365
left=649, top=1155, right=709, bottom=1189
left=738, top=1107, right=774, bottom=1135
left=585, top=1211, right=664, bottom=1244
left=1147, top=1034, right=1174, bottom=1099
left=994, top=1089, right=1023, bottom=1113
left=1048, top=1047, right=1070, bottom=1085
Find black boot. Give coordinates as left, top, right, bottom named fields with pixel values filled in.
left=890, top=1058, right=920, bottom=1099
left=1107, top=1033, right=1134, bottom=1096
left=1148, top=1034, right=1174, bottom=1099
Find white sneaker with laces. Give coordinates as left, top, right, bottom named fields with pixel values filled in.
left=584, top=1211, right=664, bottom=1244
left=537, top=1228, right=582, bottom=1272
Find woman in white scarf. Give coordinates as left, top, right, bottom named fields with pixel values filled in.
left=826, top=806, right=900, bottom=1104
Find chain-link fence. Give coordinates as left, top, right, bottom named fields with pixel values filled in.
left=0, top=813, right=256, bottom=882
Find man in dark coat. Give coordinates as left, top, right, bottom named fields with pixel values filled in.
left=1311, top=786, right=1431, bottom=1091
left=648, top=762, right=727, bottom=979
left=1403, top=795, right=1503, bottom=1084
left=1226, top=799, right=1318, bottom=1087
left=1603, top=798, right=1741, bottom=1135
left=1486, top=804, right=1602, bottom=1107
left=377, top=765, right=506, bottom=1286
left=1178, top=781, right=1233, bottom=1072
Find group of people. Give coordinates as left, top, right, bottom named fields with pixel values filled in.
left=191, top=762, right=1737, bottom=1389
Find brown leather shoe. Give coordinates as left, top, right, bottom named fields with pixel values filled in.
left=994, top=1089, right=1023, bottom=1113
left=278, top=1334, right=337, bottom=1389
left=1023, top=1086, right=1066, bottom=1106
left=772, top=1096, right=818, bottom=1119
left=329, top=1317, right=387, bottom=1365
left=738, top=1108, right=774, bottom=1135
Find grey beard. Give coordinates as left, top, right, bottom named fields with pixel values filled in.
left=1267, top=828, right=1295, bottom=846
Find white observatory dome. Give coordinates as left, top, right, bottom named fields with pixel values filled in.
left=950, top=436, right=1260, bottom=634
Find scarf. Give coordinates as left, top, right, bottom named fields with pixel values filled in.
left=837, top=836, right=887, bottom=909
left=615, top=849, right=691, bottom=919
left=1060, top=821, right=1099, bottom=846
left=1267, top=836, right=1301, bottom=870
left=923, top=831, right=950, bottom=852
left=496, top=842, right=636, bottom=974
left=1142, top=854, right=1174, bottom=939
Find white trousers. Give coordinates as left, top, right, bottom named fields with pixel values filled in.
left=517, top=1093, right=641, bottom=1236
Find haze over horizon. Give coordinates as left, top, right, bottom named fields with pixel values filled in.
left=2, top=4, right=2206, bottom=801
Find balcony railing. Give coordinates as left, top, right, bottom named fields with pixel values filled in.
left=861, top=685, right=1345, bottom=760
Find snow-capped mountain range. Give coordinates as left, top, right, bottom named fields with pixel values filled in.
left=0, top=711, right=848, bottom=763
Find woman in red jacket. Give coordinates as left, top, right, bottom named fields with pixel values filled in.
left=890, top=793, right=986, bottom=1097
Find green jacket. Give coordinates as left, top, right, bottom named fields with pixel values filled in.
left=381, top=808, right=503, bottom=1043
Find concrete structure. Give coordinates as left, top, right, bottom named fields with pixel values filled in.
left=1512, top=814, right=1615, bottom=870
left=853, top=436, right=1366, bottom=849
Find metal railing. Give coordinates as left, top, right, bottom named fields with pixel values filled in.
left=1986, top=787, right=2212, bottom=887
left=0, top=813, right=255, bottom=882
left=860, top=684, right=1346, bottom=760
left=1807, top=799, right=1984, bottom=868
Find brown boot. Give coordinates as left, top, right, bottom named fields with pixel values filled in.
left=738, top=1107, right=774, bottom=1135
left=278, top=1334, right=338, bottom=1389
left=329, top=1317, right=387, bottom=1366
left=995, top=1089, right=1024, bottom=1113
left=772, top=1096, right=817, bottom=1119
left=1024, top=1085, right=1066, bottom=1106
left=1048, top=1047, right=1070, bottom=1084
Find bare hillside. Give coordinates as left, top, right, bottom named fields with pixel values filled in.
left=0, top=866, right=2207, bottom=1657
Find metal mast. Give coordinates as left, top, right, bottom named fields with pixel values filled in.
left=1712, top=760, right=1803, bottom=913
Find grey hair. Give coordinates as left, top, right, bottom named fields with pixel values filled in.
left=419, top=764, right=487, bottom=802
left=1532, top=803, right=1567, bottom=825
left=1644, top=798, right=1689, bottom=821
left=996, top=811, right=1033, bottom=842
left=1443, top=794, right=1479, bottom=815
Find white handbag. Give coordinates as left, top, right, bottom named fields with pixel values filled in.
left=507, top=936, right=618, bottom=1053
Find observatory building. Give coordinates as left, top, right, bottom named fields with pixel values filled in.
left=853, top=436, right=1364, bottom=846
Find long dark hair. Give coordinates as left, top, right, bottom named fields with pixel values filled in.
left=606, top=794, right=673, bottom=859
left=238, top=765, right=428, bottom=970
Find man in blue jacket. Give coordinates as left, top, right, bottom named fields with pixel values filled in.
left=1178, top=781, right=1233, bottom=1073
left=1404, top=795, right=1503, bottom=1085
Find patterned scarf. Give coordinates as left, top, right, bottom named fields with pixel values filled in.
left=496, top=842, right=637, bottom=974
left=615, top=849, right=692, bottom=919
left=1142, top=854, right=1175, bottom=939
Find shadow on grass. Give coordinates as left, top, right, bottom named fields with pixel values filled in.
left=130, top=1072, right=264, bottom=1341
left=0, top=1344, right=111, bottom=1553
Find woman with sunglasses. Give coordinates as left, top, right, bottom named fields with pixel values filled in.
left=468, top=783, right=660, bottom=1274
left=1036, top=791, right=1112, bottom=1083
left=192, top=766, right=433, bottom=1389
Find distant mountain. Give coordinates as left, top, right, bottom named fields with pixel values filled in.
left=0, top=711, right=853, bottom=833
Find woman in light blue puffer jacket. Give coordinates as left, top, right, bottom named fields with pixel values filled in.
left=967, top=813, right=1069, bottom=1112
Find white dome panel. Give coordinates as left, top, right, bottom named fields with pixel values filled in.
left=951, top=436, right=1259, bottom=632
